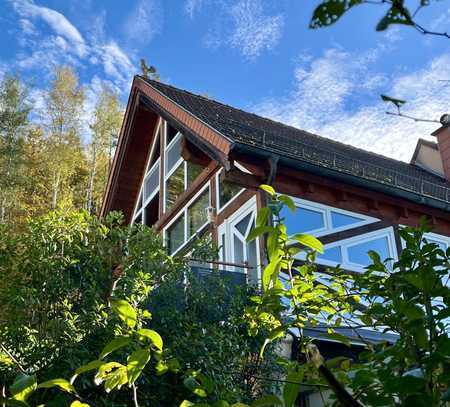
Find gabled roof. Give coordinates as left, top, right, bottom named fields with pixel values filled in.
left=143, top=77, right=450, bottom=206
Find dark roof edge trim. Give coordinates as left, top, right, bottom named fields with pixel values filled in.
left=137, top=76, right=235, bottom=145
left=232, top=143, right=450, bottom=213
left=138, top=92, right=231, bottom=169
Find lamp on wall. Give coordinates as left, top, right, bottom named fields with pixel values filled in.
left=205, top=206, right=215, bottom=223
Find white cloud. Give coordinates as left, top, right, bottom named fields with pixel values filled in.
left=185, top=0, right=206, bottom=19
left=11, top=0, right=87, bottom=57
left=8, top=0, right=137, bottom=92
left=123, top=0, right=162, bottom=45
left=94, top=41, right=135, bottom=87
left=187, top=0, right=284, bottom=59
left=228, top=0, right=284, bottom=59
left=254, top=47, right=450, bottom=162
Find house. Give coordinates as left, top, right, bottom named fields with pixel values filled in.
left=101, top=75, right=450, bottom=402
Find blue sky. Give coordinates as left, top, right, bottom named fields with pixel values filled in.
left=2, top=0, right=450, bottom=162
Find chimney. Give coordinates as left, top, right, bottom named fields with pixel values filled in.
left=431, top=114, right=450, bottom=181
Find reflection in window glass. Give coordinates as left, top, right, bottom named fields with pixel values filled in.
left=144, top=162, right=159, bottom=201
left=218, top=177, right=242, bottom=209
left=236, top=213, right=252, bottom=236
left=234, top=235, right=244, bottom=264
left=166, top=136, right=182, bottom=174
left=166, top=163, right=184, bottom=210
left=187, top=162, right=203, bottom=187
left=281, top=206, right=325, bottom=234
left=188, top=189, right=209, bottom=236
left=167, top=214, right=185, bottom=254
left=347, top=237, right=390, bottom=267
left=331, top=212, right=363, bottom=229
left=318, top=246, right=342, bottom=263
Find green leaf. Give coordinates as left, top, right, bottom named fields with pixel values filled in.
left=251, top=394, right=283, bottom=406
left=246, top=226, right=273, bottom=243
left=74, top=360, right=104, bottom=376
left=111, top=299, right=137, bottom=329
left=260, top=184, right=276, bottom=196
left=37, top=379, right=76, bottom=394
left=291, top=233, right=324, bottom=254
left=180, top=401, right=195, bottom=407
left=260, top=328, right=285, bottom=358
left=402, top=303, right=425, bottom=321
left=94, top=362, right=128, bottom=392
left=70, top=401, right=90, bottom=407
left=99, top=336, right=131, bottom=359
left=137, top=328, right=163, bottom=350
left=381, top=94, right=407, bottom=108
left=256, top=207, right=271, bottom=228
left=376, top=4, right=413, bottom=31
left=310, top=0, right=362, bottom=29
left=262, top=257, right=281, bottom=290
left=283, top=370, right=304, bottom=407
left=278, top=195, right=296, bottom=213
left=127, top=348, right=151, bottom=384
left=10, top=374, right=37, bottom=402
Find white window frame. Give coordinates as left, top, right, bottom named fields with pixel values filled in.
left=215, top=168, right=245, bottom=214
left=163, top=182, right=211, bottom=256
left=312, top=227, right=398, bottom=273
left=218, top=196, right=261, bottom=280
left=284, top=197, right=378, bottom=237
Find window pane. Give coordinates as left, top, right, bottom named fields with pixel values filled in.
left=187, top=162, right=203, bottom=187
left=236, top=213, right=252, bottom=236
left=167, top=214, right=185, bottom=254
left=188, top=189, right=209, bottom=236
left=166, top=135, right=182, bottom=174
left=331, top=212, right=363, bottom=229
left=218, top=177, right=242, bottom=209
left=167, top=124, right=178, bottom=145
left=281, top=206, right=325, bottom=234
left=318, top=246, right=342, bottom=263
left=144, top=162, right=159, bottom=201
left=165, top=162, right=184, bottom=211
left=347, top=237, right=390, bottom=267
left=234, top=235, right=244, bottom=264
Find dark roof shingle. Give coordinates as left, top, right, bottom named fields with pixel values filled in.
left=143, top=77, right=450, bottom=204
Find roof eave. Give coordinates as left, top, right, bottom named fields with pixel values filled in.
left=231, top=142, right=450, bottom=213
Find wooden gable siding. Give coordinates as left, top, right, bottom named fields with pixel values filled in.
left=101, top=85, right=159, bottom=223
left=102, top=77, right=234, bottom=222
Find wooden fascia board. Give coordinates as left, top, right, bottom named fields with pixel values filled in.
left=134, top=77, right=232, bottom=159
left=101, top=76, right=233, bottom=219
left=100, top=83, right=139, bottom=217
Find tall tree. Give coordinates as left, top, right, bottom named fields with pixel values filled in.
left=0, top=75, right=31, bottom=224
left=86, top=85, right=123, bottom=214
left=44, top=66, right=86, bottom=209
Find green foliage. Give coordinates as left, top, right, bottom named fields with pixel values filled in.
left=310, top=0, right=438, bottom=35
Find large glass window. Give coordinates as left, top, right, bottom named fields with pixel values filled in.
left=144, top=161, right=160, bottom=202
left=331, top=211, right=363, bottom=229
left=282, top=206, right=325, bottom=234
left=187, top=162, right=203, bottom=187
left=347, top=236, right=390, bottom=267
left=166, top=163, right=185, bottom=210
left=188, top=189, right=209, bottom=236
left=166, top=214, right=185, bottom=254
left=166, top=136, right=182, bottom=174
left=165, top=186, right=210, bottom=254
left=217, top=170, right=243, bottom=211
